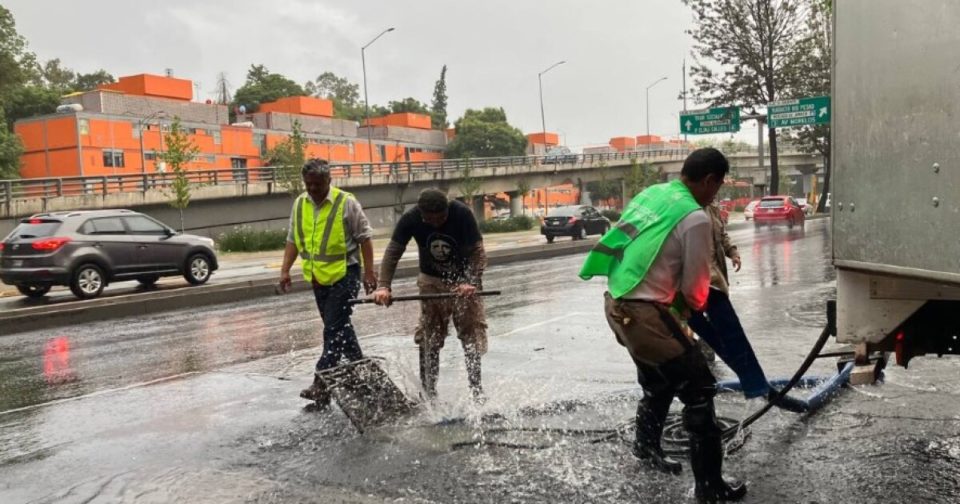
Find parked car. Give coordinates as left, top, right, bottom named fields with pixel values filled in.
left=0, top=210, right=218, bottom=300
left=753, top=196, right=806, bottom=228
left=540, top=205, right=610, bottom=243
left=744, top=200, right=760, bottom=220
left=542, top=146, right=578, bottom=164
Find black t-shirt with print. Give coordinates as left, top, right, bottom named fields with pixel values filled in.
left=391, top=200, right=482, bottom=283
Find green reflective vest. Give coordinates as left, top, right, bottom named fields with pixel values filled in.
left=579, top=180, right=702, bottom=299
left=293, top=187, right=350, bottom=286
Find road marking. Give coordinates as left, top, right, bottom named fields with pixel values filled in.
left=0, top=371, right=201, bottom=417
left=493, top=312, right=589, bottom=338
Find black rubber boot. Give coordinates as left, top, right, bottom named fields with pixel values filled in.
left=419, top=345, right=440, bottom=399
left=685, top=402, right=747, bottom=503
left=633, top=395, right=683, bottom=475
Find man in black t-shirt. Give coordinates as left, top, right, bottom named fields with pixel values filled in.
left=372, top=189, right=488, bottom=401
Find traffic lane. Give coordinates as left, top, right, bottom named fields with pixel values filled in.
left=0, top=247, right=592, bottom=413
left=4, top=219, right=958, bottom=502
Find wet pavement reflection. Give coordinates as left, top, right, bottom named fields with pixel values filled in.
left=1, top=219, right=958, bottom=503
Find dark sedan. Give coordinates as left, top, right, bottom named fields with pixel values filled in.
left=540, top=205, right=610, bottom=243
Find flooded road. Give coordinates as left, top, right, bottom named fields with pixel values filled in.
left=1, top=219, right=958, bottom=503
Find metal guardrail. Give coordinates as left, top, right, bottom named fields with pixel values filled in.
left=0, top=149, right=691, bottom=206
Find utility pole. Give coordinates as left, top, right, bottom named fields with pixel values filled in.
left=682, top=59, right=688, bottom=143
left=742, top=112, right=767, bottom=198
left=538, top=60, right=566, bottom=154
left=361, top=27, right=396, bottom=165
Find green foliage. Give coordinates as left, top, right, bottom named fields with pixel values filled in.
left=387, top=97, right=430, bottom=115
left=233, top=64, right=306, bottom=113
left=445, top=107, right=527, bottom=159
left=684, top=0, right=816, bottom=195
left=458, top=162, right=482, bottom=206
left=431, top=65, right=448, bottom=129
left=0, top=5, right=39, bottom=97
left=266, top=120, right=306, bottom=196
left=160, top=118, right=200, bottom=231
left=217, top=226, right=288, bottom=252
left=624, top=159, right=659, bottom=199
left=586, top=161, right=618, bottom=202
left=479, top=216, right=536, bottom=233
left=0, top=108, right=22, bottom=178
left=3, top=85, right=60, bottom=127
left=72, top=69, right=114, bottom=92
left=307, top=71, right=365, bottom=121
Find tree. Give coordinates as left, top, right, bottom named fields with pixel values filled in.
left=684, top=0, right=814, bottom=195
left=3, top=85, right=60, bottom=127
left=72, top=69, right=114, bottom=91
left=623, top=159, right=659, bottom=199
left=387, top=97, right=430, bottom=115
left=40, top=58, right=75, bottom=93
left=586, top=161, right=619, bottom=204
left=431, top=65, right=448, bottom=129
left=782, top=0, right=831, bottom=211
left=0, top=108, right=22, bottom=179
left=160, top=118, right=200, bottom=231
left=308, top=71, right=364, bottom=121
left=232, top=64, right=305, bottom=112
left=265, top=120, right=307, bottom=196
left=515, top=177, right=531, bottom=215
left=457, top=161, right=482, bottom=210
left=0, top=5, right=39, bottom=98
left=445, top=107, right=527, bottom=159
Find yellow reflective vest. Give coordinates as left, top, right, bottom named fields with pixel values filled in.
left=292, top=187, right=351, bottom=285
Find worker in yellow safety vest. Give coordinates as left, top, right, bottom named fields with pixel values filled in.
left=278, top=158, right=378, bottom=406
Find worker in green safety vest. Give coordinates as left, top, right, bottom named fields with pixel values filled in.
left=278, top=158, right=378, bottom=407
left=580, top=148, right=747, bottom=503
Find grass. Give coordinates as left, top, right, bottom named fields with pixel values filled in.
left=217, top=226, right=288, bottom=252
left=479, top=215, right=537, bottom=233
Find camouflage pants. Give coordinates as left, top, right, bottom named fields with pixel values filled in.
left=414, top=274, right=488, bottom=355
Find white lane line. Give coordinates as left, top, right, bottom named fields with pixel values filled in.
left=493, top=312, right=589, bottom=338
left=0, top=371, right=201, bottom=417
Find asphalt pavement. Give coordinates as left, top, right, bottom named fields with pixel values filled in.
left=2, top=218, right=959, bottom=503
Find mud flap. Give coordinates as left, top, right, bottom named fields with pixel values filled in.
left=317, top=358, right=417, bottom=432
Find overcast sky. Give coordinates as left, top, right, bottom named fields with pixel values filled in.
left=6, top=0, right=758, bottom=149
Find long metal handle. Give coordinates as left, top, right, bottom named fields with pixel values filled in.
left=348, top=290, right=501, bottom=306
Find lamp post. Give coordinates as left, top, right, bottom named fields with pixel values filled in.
left=645, top=76, right=668, bottom=139
left=361, top=27, right=395, bottom=165
left=138, top=111, right=167, bottom=174
left=538, top=60, right=566, bottom=152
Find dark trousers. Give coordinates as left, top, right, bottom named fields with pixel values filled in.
left=687, top=289, right=770, bottom=399
left=312, top=264, right=363, bottom=372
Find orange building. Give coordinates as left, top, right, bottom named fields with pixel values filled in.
left=526, top=132, right=560, bottom=155
left=14, top=73, right=447, bottom=180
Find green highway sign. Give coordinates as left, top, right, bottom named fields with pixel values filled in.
left=680, top=106, right=741, bottom=135
left=767, top=96, right=831, bottom=128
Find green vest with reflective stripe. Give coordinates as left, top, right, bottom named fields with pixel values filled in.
left=579, top=180, right=702, bottom=299
left=293, top=187, right=350, bottom=286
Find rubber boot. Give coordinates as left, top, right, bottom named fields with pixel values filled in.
left=300, top=374, right=332, bottom=407
left=685, top=402, right=747, bottom=502
left=632, top=395, right=683, bottom=475
left=419, top=345, right=440, bottom=400
left=464, top=344, right=485, bottom=404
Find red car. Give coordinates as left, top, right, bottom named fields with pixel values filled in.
left=753, top=196, right=806, bottom=228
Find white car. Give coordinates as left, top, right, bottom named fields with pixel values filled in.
left=744, top=200, right=760, bottom=220
left=796, top=198, right=815, bottom=216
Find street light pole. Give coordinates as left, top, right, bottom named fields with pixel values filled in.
left=361, top=27, right=395, bottom=165
left=645, top=76, right=668, bottom=139
left=538, top=60, right=566, bottom=151
left=137, top=111, right=166, bottom=174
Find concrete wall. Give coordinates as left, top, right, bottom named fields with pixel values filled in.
left=247, top=112, right=358, bottom=138
left=1, top=152, right=823, bottom=238
left=357, top=126, right=447, bottom=147
left=63, top=91, right=230, bottom=125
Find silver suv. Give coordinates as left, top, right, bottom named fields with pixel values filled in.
left=0, top=210, right=218, bottom=299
